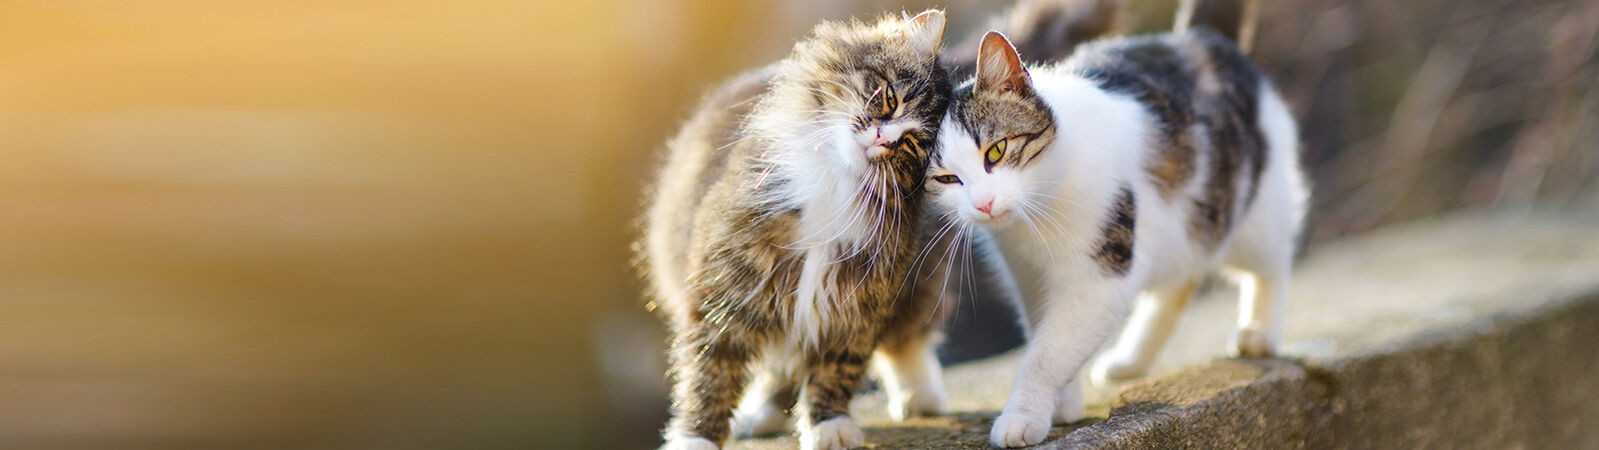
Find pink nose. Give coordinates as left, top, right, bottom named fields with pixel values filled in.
left=975, top=198, right=994, bottom=215
left=871, top=132, right=893, bottom=148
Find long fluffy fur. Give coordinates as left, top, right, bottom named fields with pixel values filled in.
left=642, top=11, right=961, bottom=450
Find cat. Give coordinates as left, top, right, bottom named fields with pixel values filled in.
left=639, top=10, right=955, bottom=450
left=703, top=0, right=1127, bottom=440
left=922, top=0, right=1307, bottom=446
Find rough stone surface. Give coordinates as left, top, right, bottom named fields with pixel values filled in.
left=729, top=208, right=1599, bottom=449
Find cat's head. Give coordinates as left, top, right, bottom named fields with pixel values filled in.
left=927, top=31, right=1057, bottom=227
left=752, top=10, right=951, bottom=199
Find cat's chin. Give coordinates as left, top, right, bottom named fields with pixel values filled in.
left=966, top=211, right=1014, bottom=229
left=864, top=143, right=892, bottom=161
left=826, top=147, right=871, bottom=174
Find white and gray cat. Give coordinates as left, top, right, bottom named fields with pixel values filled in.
left=924, top=0, right=1308, bottom=446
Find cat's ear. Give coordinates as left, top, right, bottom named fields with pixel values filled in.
left=903, top=9, right=946, bottom=56
left=976, top=31, right=1031, bottom=95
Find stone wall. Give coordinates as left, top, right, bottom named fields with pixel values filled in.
left=731, top=209, right=1599, bottom=449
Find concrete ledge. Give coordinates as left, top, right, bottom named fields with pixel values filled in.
left=731, top=209, right=1599, bottom=449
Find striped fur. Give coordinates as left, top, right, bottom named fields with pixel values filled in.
left=641, top=11, right=960, bottom=450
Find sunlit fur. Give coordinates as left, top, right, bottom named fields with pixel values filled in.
left=641, top=11, right=956, bottom=450
left=748, top=12, right=951, bottom=350
left=926, top=28, right=1308, bottom=447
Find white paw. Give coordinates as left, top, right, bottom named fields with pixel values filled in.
left=989, top=412, right=1049, bottom=448
left=733, top=402, right=791, bottom=437
left=1089, top=354, right=1148, bottom=385
left=661, top=435, right=719, bottom=450
left=1234, top=323, right=1277, bottom=358
left=887, top=386, right=948, bottom=421
left=801, top=416, right=865, bottom=450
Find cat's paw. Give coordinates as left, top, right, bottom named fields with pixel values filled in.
left=800, top=416, right=864, bottom=450
left=661, top=436, right=719, bottom=450
left=1089, top=354, right=1148, bottom=385
left=1234, top=323, right=1277, bottom=358
left=886, top=386, right=948, bottom=421
left=733, top=402, right=791, bottom=437
left=990, top=412, right=1050, bottom=448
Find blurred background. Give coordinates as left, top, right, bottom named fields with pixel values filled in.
left=0, top=0, right=1592, bottom=448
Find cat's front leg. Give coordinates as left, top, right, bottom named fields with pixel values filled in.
left=662, top=325, right=754, bottom=450
left=991, top=280, right=1135, bottom=448
left=798, top=348, right=871, bottom=450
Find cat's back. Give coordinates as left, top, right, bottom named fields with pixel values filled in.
left=1060, top=29, right=1262, bottom=133
left=1064, top=33, right=1199, bottom=97
left=1062, top=28, right=1275, bottom=251
left=642, top=66, right=775, bottom=306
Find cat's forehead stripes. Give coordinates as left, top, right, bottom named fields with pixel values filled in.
left=1005, top=122, right=1054, bottom=167
left=938, top=80, right=1056, bottom=172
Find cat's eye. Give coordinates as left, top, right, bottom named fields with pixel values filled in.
left=878, top=84, right=899, bottom=118
left=985, top=139, right=1007, bottom=165
left=932, top=174, right=961, bottom=184
left=897, top=135, right=920, bottom=153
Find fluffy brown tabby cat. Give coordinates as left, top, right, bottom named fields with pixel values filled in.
left=640, top=10, right=953, bottom=450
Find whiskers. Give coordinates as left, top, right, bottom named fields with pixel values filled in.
left=892, top=210, right=982, bottom=328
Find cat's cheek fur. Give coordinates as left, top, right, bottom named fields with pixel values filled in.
left=980, top=171, right=1031, bottom=225
left=830, top=126, right=869, bottom=173
left=933, top=191, right=972, bottom=223
left=928, top=179, right=983, bottom=225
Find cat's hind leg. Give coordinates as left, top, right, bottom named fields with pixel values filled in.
left=1090, top=278, right=1198, bottom=384
left=1225, top=84, right=1305, bottom=358
left=1228, top=267, right=1287, bottom=358
left=732, top=367, right=798, bottom=437
left=873, top=331, right=948, bottom=421
left=1052, top=375, right=1085, bottom=424
left=1222, top=207, right=1295, bottom=358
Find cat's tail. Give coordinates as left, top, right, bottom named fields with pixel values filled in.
left=1175, top=0, right=1259, bottom=52
left=943, top=0, right=1123, bottom=78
